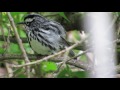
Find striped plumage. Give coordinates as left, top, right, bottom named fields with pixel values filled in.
left=19, top=14, right=75, bottom=56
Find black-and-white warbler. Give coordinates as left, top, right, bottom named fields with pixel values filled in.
left=18, top=14, right=75, bottom=57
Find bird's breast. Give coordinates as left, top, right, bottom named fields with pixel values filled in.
left=30, top=38, right=52, bottom=55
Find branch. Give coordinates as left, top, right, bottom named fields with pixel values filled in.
left=11, top=37, right=87, bottom=68
left=7, top=12, right=30, bottom=78
left=0, top=54, right=87, bottom=70
left=0, top=54, right=44, bottom=60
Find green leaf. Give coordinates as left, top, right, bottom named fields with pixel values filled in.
left=19, top=29, right=26, bottom=38
left=57, top=65, right=87, bottom=78
left=72, top=30, right=81, bottom=40
left=10, top=12, right=27, bottom=23
left=72, top=71, right=87, bottom=78
left=58, top=12, right=70, bottom=22
left=0, top=42, right=4, bottom=54
left=2, top=12, right=7, bottom=15
left=117, top=12, right=120, bottom=16
left=41, top=61, right=57, bottom=72
left=57, top=65, right=72, bottom=78
left=17, top=74, right=27, bottom=78
left=24, top=43, right=33, bottom=54
left=7, top=43, right=22, bottom=54
left=2, top=12, right=8, bottom=23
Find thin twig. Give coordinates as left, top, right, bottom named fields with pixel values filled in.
left=53, top=48, right=89, bottom=76
left=7, top=12, right=31, bottom=78
left=0, top=54, right=43, bottom=60
left=54, top=52, right=69, bottom=74
left=67, top=49, right=90, bottom=62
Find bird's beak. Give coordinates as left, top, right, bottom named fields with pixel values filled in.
left=17, top=22, right=25, bottom=24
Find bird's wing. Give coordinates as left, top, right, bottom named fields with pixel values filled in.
left=43, top=21, right=67, bottom=38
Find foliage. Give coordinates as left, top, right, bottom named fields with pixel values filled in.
left=2, top=12, right=117, bottom=78
left=57, top=65, right=86, bottom=78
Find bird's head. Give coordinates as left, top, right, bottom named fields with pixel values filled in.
left=18, top=14, right=47, bottom=28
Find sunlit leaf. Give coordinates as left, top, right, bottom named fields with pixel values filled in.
left=7, top=43, right=22, bottom=54
left=2, top=12, right=6, bottom=15
left=41, top=61, right=57, bottom=72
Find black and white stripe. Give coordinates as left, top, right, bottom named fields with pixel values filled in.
left=23, top=14, right=75, bottom=56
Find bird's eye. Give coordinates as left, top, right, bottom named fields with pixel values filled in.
left=26, top=22, right=29, bottom=26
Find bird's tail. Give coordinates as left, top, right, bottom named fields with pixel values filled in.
left=60, top=36, right=75, bottom=57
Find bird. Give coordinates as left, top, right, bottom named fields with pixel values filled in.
left=18, top=14, right=75, bottom=57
